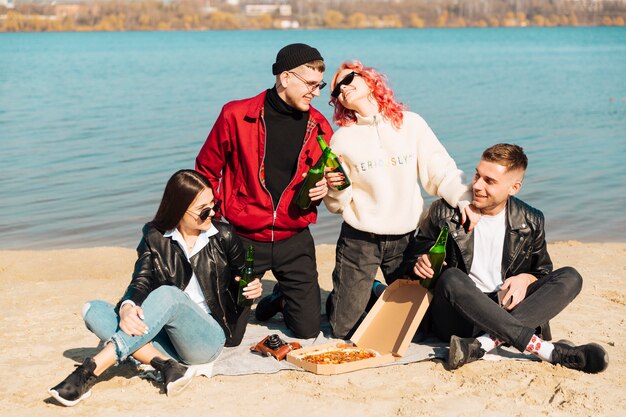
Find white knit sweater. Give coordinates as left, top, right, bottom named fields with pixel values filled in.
left=324, top=111, right=471, bottom=235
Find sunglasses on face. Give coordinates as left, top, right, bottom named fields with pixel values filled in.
left=188, top=200, right=221, bottom=222
left=289, top=71, right=327, bottom=93
left=331, top=71, right=361, bottom=98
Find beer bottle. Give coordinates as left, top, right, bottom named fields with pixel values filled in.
left=238, top=245, right=255, bottom=305
left=421, top=225, right=448, bottom=290
left=315, top=135, right=351, bottom=190
left=294, top=147, right=330, bottom=209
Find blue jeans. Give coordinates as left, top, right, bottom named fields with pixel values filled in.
left=83, top=285, right=226, bottom=365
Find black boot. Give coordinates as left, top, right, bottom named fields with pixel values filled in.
left=255, top=284, right=284, bottom=321
left=48, top=357, right=98, bottom=407
left=448, top=336, right=486, bottom=370
left=551, top=341, right=609, bottom=374
left=150, top=357, right=195, bottom=397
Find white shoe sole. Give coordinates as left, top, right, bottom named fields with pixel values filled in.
left=166, top=367, right=196, bottom=397
left=48, top=388, right=92, bottom=407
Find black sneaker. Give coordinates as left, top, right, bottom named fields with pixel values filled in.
left=255, top=284, right=284, bottom=321
left=448, top=336, right=486, bottom=370
left=150, top=357, right=196, bottom=397
left=48, top=357, right=98, bottom=407
left=551, top=341, right=609, bottom=374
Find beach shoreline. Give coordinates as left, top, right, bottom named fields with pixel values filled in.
left=1, top=241, right=624, bottom=416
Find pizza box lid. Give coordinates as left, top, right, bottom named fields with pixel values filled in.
left=350, top=279, right=431, bottom=358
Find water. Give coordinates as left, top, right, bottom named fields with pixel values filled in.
left=1, top=28, right=625, bottom=249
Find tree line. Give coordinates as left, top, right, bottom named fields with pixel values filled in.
left=1, top=0, right=625, bottom=32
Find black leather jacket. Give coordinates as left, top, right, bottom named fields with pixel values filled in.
left=407, top=196, right=553, bottom=282
left=119, top=221, right=249, bottom=347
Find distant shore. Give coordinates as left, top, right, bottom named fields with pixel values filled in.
left=2, top=24, right=625, bottom=34
left=2, top=3, right=625, bottom=34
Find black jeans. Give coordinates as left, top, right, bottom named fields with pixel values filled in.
left=240, top=228, right=321, bottom=339
left=431, top=266, right=583, bottom=352
left=329, top=222, right=412, bottom=339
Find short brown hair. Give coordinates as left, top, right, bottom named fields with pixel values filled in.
left=304, top=59, right=325, bottom=73
left=481, top=143, right=528, bottom=173
left=152, top=170, right=213, bottom=232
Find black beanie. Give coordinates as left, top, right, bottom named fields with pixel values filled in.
left=272, top=43, right=324, bottom=75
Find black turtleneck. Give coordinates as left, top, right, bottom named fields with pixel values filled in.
left=263, top=87, right=309, bottom=207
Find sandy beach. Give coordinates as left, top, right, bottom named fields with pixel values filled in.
left=1, top=241, right=624, bottom=417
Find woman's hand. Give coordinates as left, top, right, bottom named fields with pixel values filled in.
left=461, top=204, right=481, bottom=232
left=119, top=303, right=149, bottom=336
left=236, top=277, right=263, bottom=300
left=325, top=167, right=345, bottom=190
left=324, top=155, right=346, bottom=191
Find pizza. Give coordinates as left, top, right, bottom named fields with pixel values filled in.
left=301, top=344, right=377, bottom=365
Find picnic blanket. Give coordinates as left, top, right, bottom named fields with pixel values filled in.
left=177, top=316, right=538, bottom=378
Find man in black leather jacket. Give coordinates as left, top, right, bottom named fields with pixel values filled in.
left=408, top=144, right=608, bottom=374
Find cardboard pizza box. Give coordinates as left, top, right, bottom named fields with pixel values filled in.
left=287, top=279, right=432, bottom=375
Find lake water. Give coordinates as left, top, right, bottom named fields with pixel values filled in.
left=1, top=28, right=625, bottom=249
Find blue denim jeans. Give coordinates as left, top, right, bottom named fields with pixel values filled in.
left=329, top=222, right=412, bottom=339
left=83, top=286, right=226, bottom=365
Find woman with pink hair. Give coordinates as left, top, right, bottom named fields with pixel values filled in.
left=324, top=61, right=479, bottom=339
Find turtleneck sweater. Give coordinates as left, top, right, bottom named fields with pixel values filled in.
left=323, top=111, right=471, bottom=235
left=263, top=87, right=309, bottom=207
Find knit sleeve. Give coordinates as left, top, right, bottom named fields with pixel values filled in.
left=413, top=114, right=471, bottom=208
left=323, top=186, right=352, bottom=214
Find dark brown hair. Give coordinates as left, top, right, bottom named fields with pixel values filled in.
left=482, top=143, right=528, bottom=173
left=151, top=170, right=213, bottom=232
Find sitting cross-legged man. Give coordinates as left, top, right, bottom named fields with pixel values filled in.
left=407, top=143, right=608, bottom=373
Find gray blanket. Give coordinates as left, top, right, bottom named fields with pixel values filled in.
left=181, top=316, right=536, bottom=378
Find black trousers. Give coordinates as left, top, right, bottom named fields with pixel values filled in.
left=239, top=228, right=321, bottom=339
left=431, top=267, right=583, bottom=352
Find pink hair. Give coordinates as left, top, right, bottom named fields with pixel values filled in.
left=330, top=61, right=406, bottom=129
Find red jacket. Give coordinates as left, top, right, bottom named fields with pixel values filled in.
left=196, top=90, right=333, bottom=242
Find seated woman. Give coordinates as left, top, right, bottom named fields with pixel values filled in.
left=48, top=169, right=262, bottom=406
left=324, top=61, right=479, bottom=339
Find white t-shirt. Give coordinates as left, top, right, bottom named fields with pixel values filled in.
left=468, top=209, right=506, bottom=293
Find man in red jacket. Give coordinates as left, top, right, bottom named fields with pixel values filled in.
left=196, top=43, right=333, bottom=339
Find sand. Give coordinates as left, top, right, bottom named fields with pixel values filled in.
left=0, top=242, right=624, bottom=417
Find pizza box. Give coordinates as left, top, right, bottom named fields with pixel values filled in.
left=287, top=279, right=432, bottom=375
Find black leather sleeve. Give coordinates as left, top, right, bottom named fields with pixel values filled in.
left=224, top=226, right=245, bottom=278
left=528, top=211, right=553, bottom=281
left=118, top=238, right=155, bottom=308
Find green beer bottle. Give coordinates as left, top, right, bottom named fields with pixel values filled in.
left=238, top=245, right=255, bottom=305
left=294, top=147, right=330, bottom=209
left=315, top=135, right=351, bottom=191
left=421, top=225, right=449, bottom=290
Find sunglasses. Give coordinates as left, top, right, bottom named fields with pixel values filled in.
left=331, top=71, right=361, bottom=98
left=188, top=200, right=221, bottom=222
left=289, top=71, right=327, bottom=93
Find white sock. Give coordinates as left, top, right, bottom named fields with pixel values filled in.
left=525, top=334, right=555, bottom=362
left=476, top=334, right=504, bottom=353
